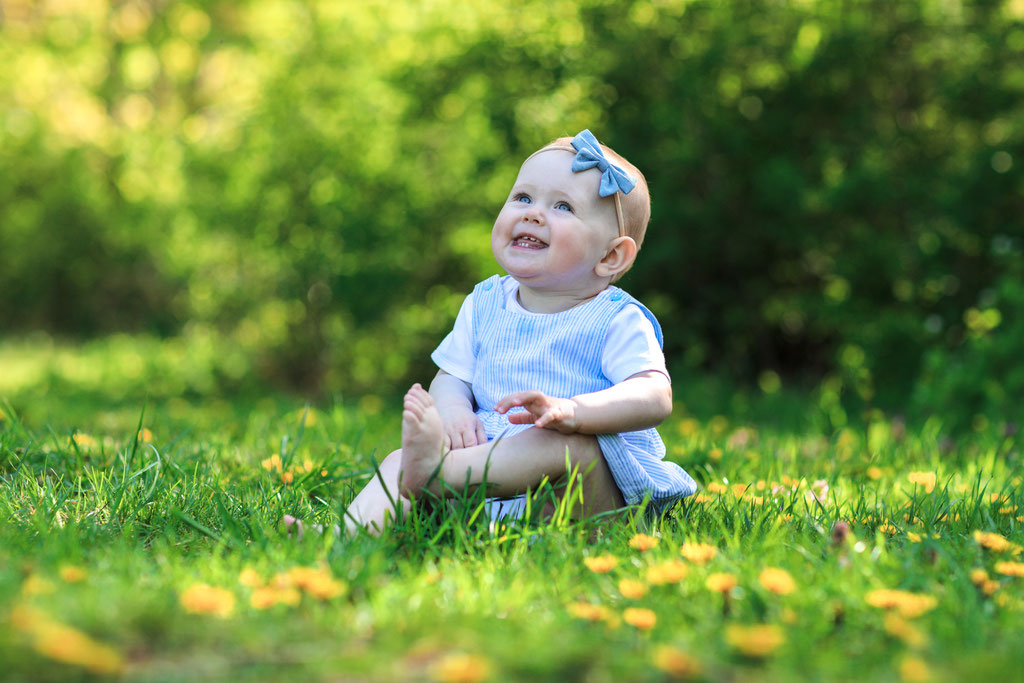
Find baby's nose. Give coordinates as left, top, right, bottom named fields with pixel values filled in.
left=522, top=207, right=544, bottom=224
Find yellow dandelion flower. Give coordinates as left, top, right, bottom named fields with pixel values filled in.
left=678, top=418, right=699, bottom=437
left=708, top=448, right=722, bottom=461
left=994, top=561, right=1024, bottom=577
left=690, top=494, right=714, bottom=504
left=879, top=523, right=899, bottom=535
left=899, top=655, right=931, bottom=682
left=907, top=471, right=936, bottom=493
left=72, top=433, right=97, bottom=448
left=238, top=568, right=262, bottom=587
left=646, top=561, right=689, bottom=585
left=180, top=583, right=235, bottom=617
left=277, top=586, right=303, bottom=606
left=22, top=575, right=55, bottom=596
left=731, top=484, right=749, bottom=499
left=725, top=624, right=785, bottom=658
left=628, top=533, right=660, bottom=551
left=866, top=466, right=883, bottom=480
left=58, top=565, right=88, bottom=583
left=250, top=585, right=301, bottom=609
left=432, top=652, right=493, bottom=683
left=623, top=607, right=657, bottom=630
left=969, top=568, right=989, bottom=585
left=10, top=603, right=48, bottom=632
left=906, top=532, right=922, bottom=543
left=283, top=566, right=320, bottom=588
left=652, top=645, right=700, bottom=677
left=705, top=572, right=738, bottom=593
left=138, top=428, right=154, bottom=443
left=31, top=619, right=124, bottom=675
left=973, top=530, right=1022, bottom=554
left=618, top=578, right=648, bottom=600
left=865, top=589, right=937, bottom=619
left=261, top=454, right=283, bottom=472
left=706, top=482, right=728, bottom=495
left=680, top=543, right=718, bottom=565
left=884, top=613, right=928, bottom=649
left=758, top=567, right=796, bottom=595
left=283, top=566, right=346, bottom=600
left=250, top=586, right=279, bottom=610
left=308, top=575, right=345, bottom=600
left=567, top=601, right=610, bottom=622
left=583, top=555, right=618, bottom=573
left=281, top=471, right=294, bottom=484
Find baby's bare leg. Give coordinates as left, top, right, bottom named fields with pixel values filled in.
left=400, top=385, right=625, bottom=517
left=343, top=449, right=410, bottom=534
left=341, top=384, right=626, bottom=534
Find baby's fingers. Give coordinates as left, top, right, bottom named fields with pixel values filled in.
left=506, top=411, right=538, bottom=425
left=495, top=391, right=543, bottom=414
left=459, top=428, right=481, bottom=448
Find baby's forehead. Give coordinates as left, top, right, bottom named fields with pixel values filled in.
left=515, top=148, right=602, bottom=193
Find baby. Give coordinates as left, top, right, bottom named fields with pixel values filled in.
left=337, top=130, right=696, bottom=533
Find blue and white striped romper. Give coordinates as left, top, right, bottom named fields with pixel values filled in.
left=436, top=274, right=696, bottom=518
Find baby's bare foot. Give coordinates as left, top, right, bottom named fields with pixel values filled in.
left=399, top=383, right=446, bottom=498
left=283, top=514, right=306, bottom=540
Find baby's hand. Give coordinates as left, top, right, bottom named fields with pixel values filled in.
left=495, top=391, right=579, bottom=433
left=436, top=405, right=488, bottom=450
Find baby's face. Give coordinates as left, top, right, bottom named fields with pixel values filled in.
left=491, top=149, right=620, bottom=294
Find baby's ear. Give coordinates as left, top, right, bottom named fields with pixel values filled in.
left=595, top=236, right=638, bottom=278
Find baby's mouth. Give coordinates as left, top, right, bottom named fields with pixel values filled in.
left=511, top=234, right=548, bottom=249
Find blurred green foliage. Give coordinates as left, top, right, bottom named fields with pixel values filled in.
left=1, top=0, right=1022, bottom=427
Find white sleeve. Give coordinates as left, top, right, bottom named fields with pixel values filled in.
left=601, top=305, right=670, bottom=384
left=430, top=293, right=476, bottom=383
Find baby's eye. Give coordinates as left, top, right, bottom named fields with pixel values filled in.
left=555, top=201, right=573, bottom=212
left=513, top=193, right=532, bottom=204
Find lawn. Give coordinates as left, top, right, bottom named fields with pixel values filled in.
left=1, top=343, right=1022, bottom=681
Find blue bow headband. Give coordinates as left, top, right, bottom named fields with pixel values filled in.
left=570, top=129, right=636, bottom=197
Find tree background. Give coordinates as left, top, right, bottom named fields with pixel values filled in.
left=1, top=0, right=1022, bottom=429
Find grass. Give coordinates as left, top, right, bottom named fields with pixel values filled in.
left=1, top=348, right=1023, bottom=681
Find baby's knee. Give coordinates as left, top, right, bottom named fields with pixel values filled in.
left=561, top=433, right=603, bottom=468
left=369, top=449, right=404, bottom=484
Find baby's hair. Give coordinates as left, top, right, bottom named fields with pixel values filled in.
left=544, top=135, right=651, bottom=251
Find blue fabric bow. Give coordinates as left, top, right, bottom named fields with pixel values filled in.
left=570, top=129, right=636, bottom=197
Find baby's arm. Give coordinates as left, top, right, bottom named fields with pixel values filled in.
left=494, top=370, right=672, bottom=435
left=429, top=369, right=488, bottom=449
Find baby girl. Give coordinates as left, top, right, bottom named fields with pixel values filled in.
left=296, top=129, right=696, bottom=536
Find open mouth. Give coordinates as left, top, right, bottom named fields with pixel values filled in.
left=511, top=234, right=548, bottom=249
